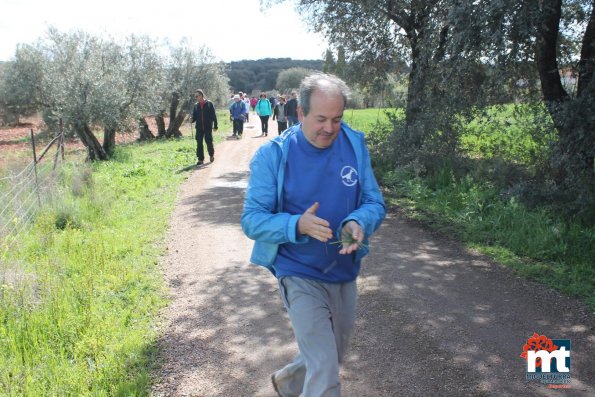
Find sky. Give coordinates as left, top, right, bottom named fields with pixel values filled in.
left=0, top=0, right=328, bottom=62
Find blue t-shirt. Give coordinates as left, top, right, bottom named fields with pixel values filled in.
left=274, top=128, right=360, bottom=282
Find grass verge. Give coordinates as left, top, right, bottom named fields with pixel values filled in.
left=0, top=124, right=228, bottom=395
left=382, top=169, right=595, bottom=311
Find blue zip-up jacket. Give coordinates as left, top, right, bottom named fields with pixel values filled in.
left=241, top=122, right=386, bottom=276
left=229, top=101, right=246, bottom=120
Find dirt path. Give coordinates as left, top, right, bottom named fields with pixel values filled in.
left=151, top=114, right=594, bottom=397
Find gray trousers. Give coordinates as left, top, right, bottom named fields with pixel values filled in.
left=274, top=276, right=357, bottom=397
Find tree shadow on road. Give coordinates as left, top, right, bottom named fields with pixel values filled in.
left=179, top=171, right=250, bottom=228
left=344, top=213, right=595, bottom=396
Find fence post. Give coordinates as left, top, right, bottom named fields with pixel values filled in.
left=29, top=129, right=41, bottom=207
left=60, top=118, right=64, bottom=160
left=53, top=119, right=65, bottom=169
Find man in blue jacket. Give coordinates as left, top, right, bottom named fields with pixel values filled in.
left=241, top=73, right=386, bottom=397
left=230, top=94, right=247, bottom=139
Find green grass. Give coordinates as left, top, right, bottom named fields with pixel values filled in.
left=342, top=107, right=595, bottom=311
left=342, top=108, right=396, bottom=133
left=457, top=103, right=556, bottom=166
left=0, top=126, right=228, bottom=395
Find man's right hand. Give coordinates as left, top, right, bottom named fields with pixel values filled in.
left=298, top=202, right=333, bottom=242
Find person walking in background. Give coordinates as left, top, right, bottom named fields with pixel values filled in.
left=229, top=94, right=247, bottom=139
left=241, top=73, right=386, bottom=397
left=191, top=89, right=218, bottom=165
left=255, top=93, right=272, bottom=136
left=272, top=95, right=288, bottom=135
left=250, top=96, right=258, bottom=112
left=243, top=93, right=251, bottom=122
left=269, top=94, right=277, bottom=112
left=286, top=91, right=299, bottom=127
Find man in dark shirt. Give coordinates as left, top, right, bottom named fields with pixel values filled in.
left=191, top=89, right=218, bottom=165
left=286, top=91, right=299, bottom=127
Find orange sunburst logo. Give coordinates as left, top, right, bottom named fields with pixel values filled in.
left=520, top=333, right=559, bottom=368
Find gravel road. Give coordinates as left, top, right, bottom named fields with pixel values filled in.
left=151, top=114, right=594, bottom=397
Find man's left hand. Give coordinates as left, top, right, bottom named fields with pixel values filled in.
left=339, top=221, right=364, bottom=255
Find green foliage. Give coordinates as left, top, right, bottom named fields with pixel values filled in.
left=26, top=29, right=165, bottom=138
left=335, top=46, right=347, bottom=79
left=165, top=39, right=229, bottom=110
left=0, top=137, right=199, bottom=395
left=458, top=104, right=557, bottom=166
left=323, top=49, right=335, bottom=74
left=227, top=58, right=323, bottom=93
left=276, top=67, right=317, bottom=92
left=0, top=45, right=42, bottom=124
left=2, top=29, right=231, bottom=159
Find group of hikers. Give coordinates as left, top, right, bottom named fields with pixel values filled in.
left=190, top=89, right=299, bottom=165
left=228, top=91, right=300, bottom=138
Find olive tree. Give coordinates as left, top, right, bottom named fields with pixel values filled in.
left=4, top=28, right=166, bottom=160
left=37, top=28, right=111, bottom=160
left=0, top=46, right=44, bottom=125
left=158, top=40, right=229, bottom=138
left=89, top=35, right=164, bottom=154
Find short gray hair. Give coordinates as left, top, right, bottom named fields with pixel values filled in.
left=298, top=73, right=350, bottom=116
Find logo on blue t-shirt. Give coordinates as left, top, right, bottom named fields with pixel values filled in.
left=341, top=166, right=358, bottom=186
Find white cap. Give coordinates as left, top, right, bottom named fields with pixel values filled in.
left=233, top=94, right=240, bottom=99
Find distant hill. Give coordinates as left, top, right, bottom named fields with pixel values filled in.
left=227, top=58, right=323, bottom=94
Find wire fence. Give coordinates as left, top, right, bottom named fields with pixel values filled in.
left=0, top=126, right=65, bottom=263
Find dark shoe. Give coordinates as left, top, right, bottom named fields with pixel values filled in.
left=196, top=160, right=204, bottom=165
left=210, top=156, right=214, bottom=163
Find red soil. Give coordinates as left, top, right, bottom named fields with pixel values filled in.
left=0, top=115, right=157, bottom=166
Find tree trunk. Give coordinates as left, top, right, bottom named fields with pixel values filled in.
left=404, top=38, right=432, bottom=151
left=169, top=111, right=187, bottom=138
left=75, top=123, right=108, bottom=161
left=156, top=111, right=166, bottom=138
left=577, top=3, right=595, bottom=174
left=165, top=92, right=180, bottom=138
left=138, top=117, right=155, bottom=140
left=103, top=127, right=116, bottom=156
left=536, top=0, right=594, bottom=179
left=536, top=0, right=568, bottom=103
